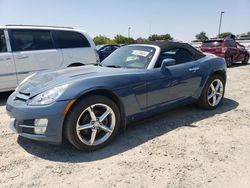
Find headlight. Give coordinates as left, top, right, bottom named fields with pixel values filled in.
left=28, top=84, right=69, bottom=106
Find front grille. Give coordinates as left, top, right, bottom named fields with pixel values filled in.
left=16, top=120, right=35, bottom=134
left=22, top=127, right=34, bottom=134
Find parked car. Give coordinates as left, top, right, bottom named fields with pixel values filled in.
left=0, top=25, right=99, bottom=92
left=200, top=38, right=249, bottom=67
left=7, top=41, right=227, bottom=151
left=97, top=44, right=119, bottom=61
left=190, top=41, right=202, bottom=50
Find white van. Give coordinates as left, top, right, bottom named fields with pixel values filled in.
left=0, top=25, right=99, bottom=92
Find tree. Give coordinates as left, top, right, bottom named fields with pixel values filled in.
left=148, top=34, right=173, bottom=41
left=127, top=37, right=135, bottom=44
left=114, top=35, right=128, bottom=44
left=113, top=35, right=135, bottom=44
left=247, top=32, right=250, bottom=36
left=195, top=32, right=208, bottom=42
left=93, top=35, right=115, bottom=45
left=218, top=32, right=232, bottom=38
left=135, top=37, right=149, bottom=43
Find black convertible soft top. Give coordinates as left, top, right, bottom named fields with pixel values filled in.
left=147, top=41, right=206, bottom=60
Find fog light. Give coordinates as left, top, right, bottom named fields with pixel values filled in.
left=34, top=119, right=48, bottom=135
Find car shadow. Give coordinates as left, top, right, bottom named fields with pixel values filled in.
left=17, top=98, right=239, bottom=163
left=0, top=91, right=13, bottom=106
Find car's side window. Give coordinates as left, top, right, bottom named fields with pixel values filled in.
left=0, top=30, right=7, bottom=53
left=11, top=29, right=54, bottom=52
left=52, top=30, right=91, bottom=49
left=155, top=48, right=194, bottom=68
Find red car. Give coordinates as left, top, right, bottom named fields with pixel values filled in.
left=200, top=38, right=249, bottom=67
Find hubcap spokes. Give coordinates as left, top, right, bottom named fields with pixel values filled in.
left=76, top=104, right=115, bottom=146
left=207, top=79, right=223, bottom=107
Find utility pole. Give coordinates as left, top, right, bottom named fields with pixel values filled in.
left=218, top=11, right=225, bottom=38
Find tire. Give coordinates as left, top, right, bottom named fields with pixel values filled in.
left=242, top=55, right=249, bottom=65
left=64, top=95, right=121, bottom=151
left=226, top=57, right=233, bottom=67
left=198, top=74, right=225, bottom=110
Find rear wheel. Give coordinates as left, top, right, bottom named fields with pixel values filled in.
left=242, top=55, right=249, bottom=64
left=64, top=95, right=121, bottom=151
left=198, top=74, right=225, bottom=110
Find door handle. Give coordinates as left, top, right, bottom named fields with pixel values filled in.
left=16, top=55, right=28, bottom=59
left=189, top=67, right=200, bottom=72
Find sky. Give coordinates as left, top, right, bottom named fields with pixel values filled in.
left=0, top=0, right=249, bottom=42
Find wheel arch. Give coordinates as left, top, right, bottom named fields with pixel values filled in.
left=196, top=68, right=226, bottom=100
left=210, top=70, right=226, bottom=83
left=68, top=62, right=85, bottom=67
left=203, top=69, right=227, bottom=93
left=63, top=88, right=127, bottom=134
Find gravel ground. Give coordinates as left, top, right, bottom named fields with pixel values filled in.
left=1, top=63, right=250, bottom=188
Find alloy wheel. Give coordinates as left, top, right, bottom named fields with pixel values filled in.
left=207, top=79, right=224, bottom=107
left=76, top=103, right=116, bottom=146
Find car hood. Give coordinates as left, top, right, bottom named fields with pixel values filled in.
left=17, top=65, right=143, bottom=98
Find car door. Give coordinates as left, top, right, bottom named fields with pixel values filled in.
left=147, top=48, right=202, bottom=108
left=0, top=29, right=18, bottom=91
left=9, top=29, right=63, bottom=83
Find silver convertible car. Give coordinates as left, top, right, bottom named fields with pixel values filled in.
left=6, top=42, right=227, bottom=150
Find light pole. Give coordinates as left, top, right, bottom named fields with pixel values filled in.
left=128, top=27, right=131, bottom=38
left=218, top=11, right=225, bottom=38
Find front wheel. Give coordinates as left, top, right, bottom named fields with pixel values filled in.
left=198, top=75, right=225, bottom=110
left=64, top=95, right=121, bottom=151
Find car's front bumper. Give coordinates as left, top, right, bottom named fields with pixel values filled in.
left=6, top=92, right=70, bottom=144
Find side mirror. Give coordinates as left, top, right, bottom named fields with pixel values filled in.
left=161, top=58, right=176, bottom=72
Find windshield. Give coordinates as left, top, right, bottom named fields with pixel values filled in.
left=202, top=41, right=223, bottom=47
left=101, top=46, right=156, bottom=69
